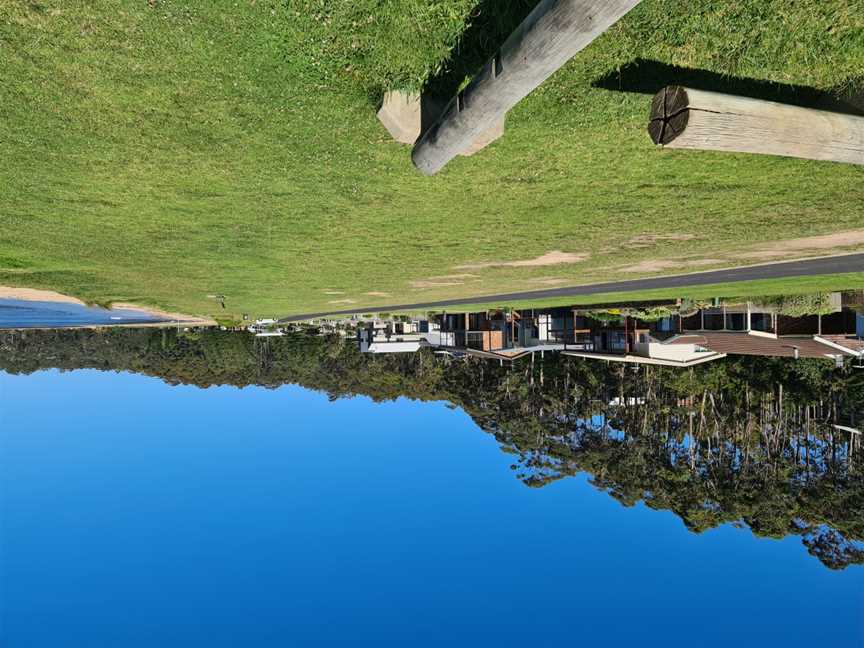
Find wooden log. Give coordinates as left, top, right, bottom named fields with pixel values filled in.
left=412, top=0, right=643, bottom=176
left=648, top=86, right=864, bottom=166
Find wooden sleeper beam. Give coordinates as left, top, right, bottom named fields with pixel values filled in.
left=412, top=0, right=644, bottom=176
left=649, top=86, right=864, bottom=166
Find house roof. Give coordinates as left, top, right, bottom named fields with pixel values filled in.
left=563, top=351, right=724, bottom=367
left=365, top=341, right=424, bottom=353
left=819, top=335, right=864, bottom=355
left=667, top=333, right=858, bottom=358
left=464, top=344, right=567, bottom=362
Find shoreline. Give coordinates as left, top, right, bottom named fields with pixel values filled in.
left=0, top=286, right=217, bottom=327
left=0, top=286, right=87, bottom=305
left=0, top=322, right=212, bottom=332
left=109, top=302, right=217, bottom=327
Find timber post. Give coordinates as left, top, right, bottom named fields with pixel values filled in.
left=412, top=0, right=644, bottom=176
left=648, top=86, right=864, bottom=166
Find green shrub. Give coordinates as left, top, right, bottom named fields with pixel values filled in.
left=751, top=293, right=836, bottom=317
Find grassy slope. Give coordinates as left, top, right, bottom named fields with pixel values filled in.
left=1, top=0, right=863, bottom=317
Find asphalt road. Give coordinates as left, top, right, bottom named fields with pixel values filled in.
left=281, top=253, right=864, bottom=321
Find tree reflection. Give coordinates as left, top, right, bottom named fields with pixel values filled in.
left=1, top=328, right=862, bottom=568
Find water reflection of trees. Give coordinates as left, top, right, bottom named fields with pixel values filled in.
left=1, top=328, right=862, bottom=569
left=462, top=359, right=863, bottom=570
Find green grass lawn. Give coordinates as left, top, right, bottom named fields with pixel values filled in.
left=2, top=0, right=864, bottom=318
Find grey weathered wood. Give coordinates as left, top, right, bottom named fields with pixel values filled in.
left=412, top=0, right=643, bottom=176
left=649, top=86, right=864, bottom=166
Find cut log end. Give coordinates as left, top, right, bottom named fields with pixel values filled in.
left=648, top=85, right=690, bottom=145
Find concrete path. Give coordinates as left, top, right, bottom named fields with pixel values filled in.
left=281, top=253, right=864, bottom=321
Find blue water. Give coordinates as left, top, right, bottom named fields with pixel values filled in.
left=1, top=369, right=862, bottom=647
left=0, top=299, right=167, bottom=329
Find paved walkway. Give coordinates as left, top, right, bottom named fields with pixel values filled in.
left=281, top=253, right=864, bottom=321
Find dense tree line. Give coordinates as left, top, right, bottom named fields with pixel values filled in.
left=2, top=327, right=862, bottom=569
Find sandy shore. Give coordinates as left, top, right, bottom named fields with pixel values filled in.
left=0, top=286, right=217, bottom=327
left=111, top=303, right=216, bottom=326
left=0, top=286, right=87, bottom=305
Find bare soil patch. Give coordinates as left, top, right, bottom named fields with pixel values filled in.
left=455, top=250, right=588, bottom=270
left=410, top=273, right=483, bottom=290
left=618, top=259, right=724, bottom=273
left=740, top=230, right=864, bottom=259
left=624, top=234, right=698, bottom=249
left=410, top=280, right=466, bottom=289
left=525, top=277, right=570, bottom=286
left=428, top=274, right=479, bottom=280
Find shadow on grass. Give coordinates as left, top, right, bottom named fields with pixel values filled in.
left=423, top=0, right=537, bottom=103
left=592, top=58, right=864, bottom=116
